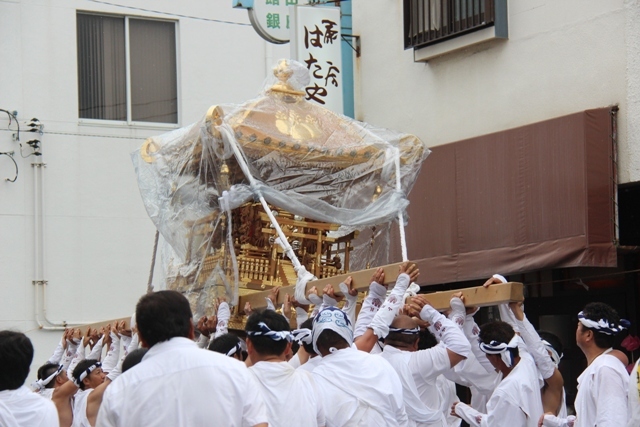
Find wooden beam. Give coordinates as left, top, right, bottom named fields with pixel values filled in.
left=414, top=282, right=524, bottom=311
left=238, top=262, right=406, bottom=309
left=71, top=317, right=130, bottom=332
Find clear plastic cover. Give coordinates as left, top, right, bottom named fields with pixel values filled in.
left=132, top=59, right=429, bottom=318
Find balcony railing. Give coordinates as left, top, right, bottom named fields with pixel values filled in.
left=404, top=0, right=495, bottom=50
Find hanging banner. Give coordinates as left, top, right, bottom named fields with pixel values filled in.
left=290, top=5, right=343, bottom=114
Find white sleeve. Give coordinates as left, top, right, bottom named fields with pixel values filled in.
left=594, top=365, right=629, bottom=427
left=322, top=294, right=338, bottom=307
left=353, top=281, right=386, bottom=339
left=412, top=344, right=452, bottom=382
left=127, top=333, right=140, bottom=353
left=87, top=336, right=105, bottom=361
left=421, top=306, right=471, bottom=362
left=214, top=302, right=231, bottom=339
left=101, top=333, right=121, bottom=373
left=542, top=415, right=576, bottom=427
left=368, top=273, right=412, bottom=338
left=339, top=281, right=358, bottom=329
left=61, top=339, right=79, bottom=371
left=47, top=338, right=65, bottom=365
left=497, top=303, right=520, bottom=333
left=444, top=351, right=500, bottom=395
left=120, top=335, right=133, bottom=358
left=463, top=314, right=495, bottom=374
left=454, top=402, right=483, bottom=427
left=67, top=341, right=87, bottom=377
left=515, top=314, right=556, bottom=379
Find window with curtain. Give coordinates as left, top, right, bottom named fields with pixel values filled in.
left=77, top=13, right=178, bottom=124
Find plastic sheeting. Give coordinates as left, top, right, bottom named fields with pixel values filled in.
left=132, top=60, right=429, bottom=318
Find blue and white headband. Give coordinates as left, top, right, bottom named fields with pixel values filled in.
left=312, top=307, right=353, bottom=355
left=247, top=322, right=292, bottom=342
left=479, top=334, right=520, bottom=368
left=225, top=341, right=242, bottom=357
left=578, top=311, right=630, bottom=336
left=74, top=362, right=101, bottom=387
left=388, top=326, right=420, bottom=335
left=292, top=328, right=313, bottom=345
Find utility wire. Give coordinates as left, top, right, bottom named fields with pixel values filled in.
left=0, top=128, right=148, bottom=140
left=85, top=0, right=252, bottom=26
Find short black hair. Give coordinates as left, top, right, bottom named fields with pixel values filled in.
left=479, top=321, right=519, bottom=359
left=37, top=363, right=60, bottom=389
left=72, top=359, right=100, bottom=391
left=538, top=330, right=564, bottom=358
left=581, top=302, right=623, bottom=349
left=315, top=329, right=349, bottom=354
left=208, top=333, right=242, bottom=357
left=122, top=348, right=148, bottom=373
left=418, top=328, right=438, bottom=350
left=136, top=290, right=193, bottom=347
left=245, top=310, right=290, bottom=357
left=0, top=331, right=34, bottom=391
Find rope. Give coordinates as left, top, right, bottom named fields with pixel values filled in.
left=218, top=124, right=302, bottom=271
left=393, top=147, right=409, bottom=262
left=147, top=230, right=160, bottom=293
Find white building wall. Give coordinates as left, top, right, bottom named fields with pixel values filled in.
left=0, top=0, right=288, bottom=378
left=353, top=0, right=640, bottom=183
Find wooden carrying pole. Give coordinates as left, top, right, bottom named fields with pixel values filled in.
left=407, top=282, right=524, bottom=311
left=238, top=260, right=524, bottom=311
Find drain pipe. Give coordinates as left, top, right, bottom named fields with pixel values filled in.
left=33, top=151, right=95, bottom=329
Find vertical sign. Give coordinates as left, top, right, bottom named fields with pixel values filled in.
left=291, top=5, right=343, bottom=114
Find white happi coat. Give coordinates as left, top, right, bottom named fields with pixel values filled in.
left=313, top=346, right=409, bottom=427
left=575, top=350, right=629, bottom=427
left=97, top=337, right=268, bottom=427
left=456, top=353, right=543, bottom=427
left=249, top=361, right=324, bottom=427
left=298, top=354, right=322, bottom=372
left=380, top=345, right=449, bottom=426
left=0, top=386, right=59, bottom=427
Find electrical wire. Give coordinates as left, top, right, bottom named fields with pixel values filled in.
left=85, top=0, right=252, bottom=26
left=0, top=108, right=20, bottom=141
left=0, top=128, right=147, bottom=140
left=0, top=151, right=18, bottom=182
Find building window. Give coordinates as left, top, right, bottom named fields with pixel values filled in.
left=404, top=0, right=496, bottom=49
left=77, top=13, right=178, bottom=124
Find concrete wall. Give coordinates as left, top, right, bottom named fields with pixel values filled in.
left=0, top=0, right=288, bottom=379
left=353, top=0, right=640, bottom=183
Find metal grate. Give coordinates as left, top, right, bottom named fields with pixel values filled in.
left=404, top=0, right=495, bottom=49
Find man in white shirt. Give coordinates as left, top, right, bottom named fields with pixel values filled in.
left=33, top=363, right=69, bottom=399
left=311, top=306, right=409, bottom=426
left=381, top=295, right=471, bottom=427
left=0, top=330, right=59, bottom=427
left=453, top=321, right=544, bottom=427
left=97, top=290, right=268, bottom=427
left=541, top=302, right=629, bottom=427
left=245, top=309, right=325, bottom=427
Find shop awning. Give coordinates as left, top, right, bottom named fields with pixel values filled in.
left=400, top=108, right=617, bottom=285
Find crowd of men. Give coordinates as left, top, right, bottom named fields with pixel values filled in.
left=1, top=262, right=640, bottom=426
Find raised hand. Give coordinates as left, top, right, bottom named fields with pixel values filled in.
left=370, top=267, right=385, bottom=286
left=399, top=262, right=419, bottom=283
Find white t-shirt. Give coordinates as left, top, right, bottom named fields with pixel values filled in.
left=575, top=351, right=629, bottom=427
left=312, top=346, right=409, bottom=427
left=455, top=353, right=544, bottom=427
left=380, top=345, right=448, bottom=426
left=97, top=337, right=268, bottom=427
left=0, top=386, right=59, bottom=427
left=249, top=361, right=324, bottom=427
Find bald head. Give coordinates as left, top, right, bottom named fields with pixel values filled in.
left=390, top=315, right=418, bottom=330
